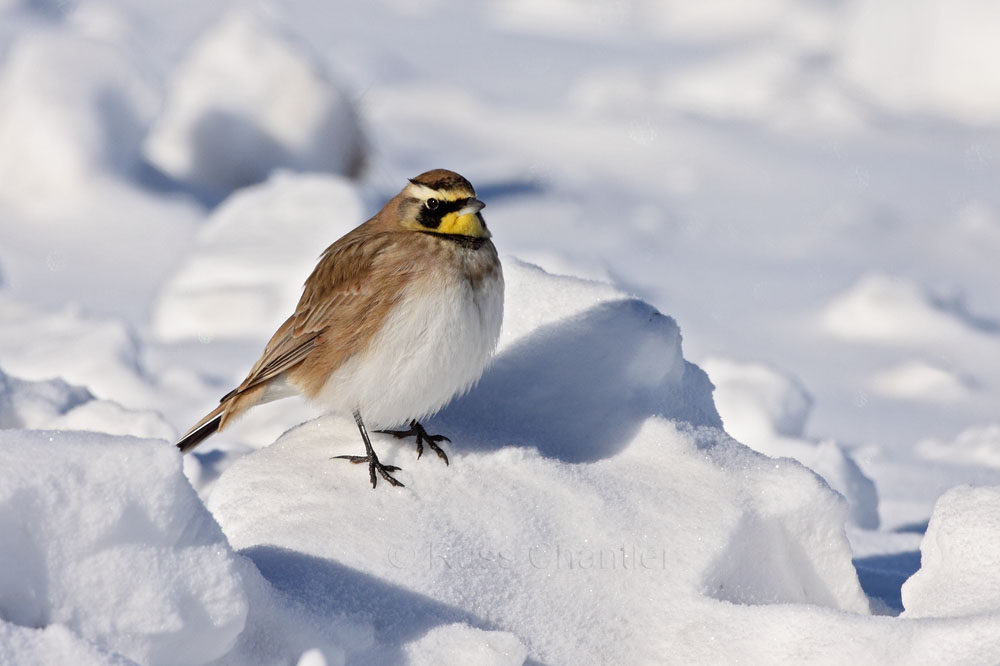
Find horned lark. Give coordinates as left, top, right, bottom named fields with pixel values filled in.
left=176, top=169, right=504, bottom=488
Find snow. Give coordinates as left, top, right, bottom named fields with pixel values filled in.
left=403, top=625, right=527, bottom=666
left=901, top=485, right=1000, bottom=618
left=207, top=414, right=867, bottom=664
left=0, top=25, right=156, bottom=212
left=870, top=360, right=975, bottom=402
left=0, top=431, right=247, bottom=666
left=703, top=358, right=879, bottom=529
left=918, top=424, right=1000, bottom=470
left=0, top=365, right=172, bottom=439
left=838, top=0, right=1000, bottom=124
left=820, top=274, right=995, bottom=346
left=143, top=11, right=365, bottom=201
left=2, top=0, right=1000, bottom=663
left=152, top=172, right=364, bottom=342
left=0, top=296, right=156, bottom=407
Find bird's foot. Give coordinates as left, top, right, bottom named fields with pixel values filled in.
left=333, top=453, right=404, bottom=488
left=377, top=420, right=451, bottom=465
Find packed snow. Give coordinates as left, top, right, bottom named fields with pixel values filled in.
left=2, top=1, right=1000, bottom=664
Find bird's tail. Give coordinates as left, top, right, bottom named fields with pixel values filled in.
left=175, top=385, right=267, bottom=453
left=175, top=402, right=226, bottom=453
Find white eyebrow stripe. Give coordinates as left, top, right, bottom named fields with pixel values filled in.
left=405, top=182, right=440, bottom=199
left=404, top=182, right=472, bottom=202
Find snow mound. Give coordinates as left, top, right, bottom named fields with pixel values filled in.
left=0, top=366, right=91, bottom=429
left=0, top=431, right=248, bottom=666
left=820, top=274, right=997, bottom=345
left=702, top=357, right=812, bottom=441
left=435, top=261, right=722, bottom=461
left=0, top=365, right=172, bottom=440
left=206, top=265, right=870, bottom=664
left=0, top=623, right=137, bottom=666
left=152, top=172, right=363, bottom=342
left=703, top=357, right=879, bottom=529
left=209, top=419, right=869, bottom=664
left=838, top=0, right=1000, bottom=124
left=902, top=485, right=1000, bottom=618
left=0, top=26, right=156, bottom=211
left=871, top=360, right=976, bottom=402
left=917, top=424, right=1000, bottom=470
left=404, top=624, right=527, bottom=666
left=143, top=12, right=365, bottom=200
left=0, top=296, right=156, bottom=408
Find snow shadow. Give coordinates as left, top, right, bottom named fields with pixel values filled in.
left=242, top=545, right=552, bottom=665
left=434, top=299, right=721, bottom=463
left=245, top=545, right=483, bottom=652
left=852, top=551, right=921, bottom=615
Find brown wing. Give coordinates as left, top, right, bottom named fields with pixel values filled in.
left=223, top=227, right=405, bottom=401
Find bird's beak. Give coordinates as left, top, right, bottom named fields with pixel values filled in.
left=458, top=198, right=485, bottom=216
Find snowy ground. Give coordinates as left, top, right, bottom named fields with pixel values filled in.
left=3, top=1, right=1000, bottom=664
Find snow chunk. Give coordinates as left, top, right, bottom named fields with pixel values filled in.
left=902, top=486, right=1000, bottom=618
left=0, top=622, right=137, bottom=666
left=656, top=44, right=862, bottom=131
left=871, top=360, right=976, bottom=402
left=47, top=399, right=175, bottom=441
left=918, top=424, right=1000, bottom=470
left=0, top=296, right=157, bottom=408
left=0, top=365, right=172, bottom=439
left=404, top=624, right=527, bottom=666
left=0, top=431, right=248, bottom=665
left=443, top=261, right=722, bottom=461
left=209, top=418, right=868, bottom=664
left=207, top=267, right=868, bottom=664
left=820, top=274, right=997, bottom=345
left=703, top=357, right=879, bottom=528
left=838, top=0, right=1000, bottom=124
left=0, top=367, right=92, bottom=429
left=144, top=12, right=364, bottom=200
left=0, top=26, right=156, bottom=211
left=152, top=172, right=364, bottom=342
left=702, top=357, right=812, bottom=441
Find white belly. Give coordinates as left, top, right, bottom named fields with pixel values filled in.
left=316, top=268, right=503, bottom=428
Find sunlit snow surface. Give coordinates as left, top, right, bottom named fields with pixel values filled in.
left=2, top=0, right=1000, bottom=664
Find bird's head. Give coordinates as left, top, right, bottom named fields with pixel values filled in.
left=396, top=169, right=489, bottom=239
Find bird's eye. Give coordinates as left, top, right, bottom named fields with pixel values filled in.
left=425, top=198, right=439, bottom=210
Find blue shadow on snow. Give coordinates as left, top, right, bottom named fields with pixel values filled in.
left=852, top=551, right=922, bottom=615
left=243, top=545, right=553, bottom=666
left=432, top=299, right=721, bottom=463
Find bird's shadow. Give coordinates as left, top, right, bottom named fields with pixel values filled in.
left=431, top=299, right=721, bottom=463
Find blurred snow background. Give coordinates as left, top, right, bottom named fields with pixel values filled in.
left=2, top=0, right=1000, bottom=664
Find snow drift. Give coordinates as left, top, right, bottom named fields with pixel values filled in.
left=205, top=262, right=870, bottom=664
left=703, top=357, right=879, bottom=529
left=143, top=12, right=365, bottom=200
left=152, top=172, right=363, bottom=343
left=0, top=432, right=248, bottom=666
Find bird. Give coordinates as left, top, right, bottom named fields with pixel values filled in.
left=175, top=169, right=504, bottom=488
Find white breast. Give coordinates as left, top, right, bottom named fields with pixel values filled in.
left=317, top=266, right=504, bottom=428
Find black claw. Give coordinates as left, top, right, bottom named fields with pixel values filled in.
left=332, top=454, right=403, bottom=488
left=338, top=411, right=406, bottom=489
left=376, top=420, right=451, bottom=466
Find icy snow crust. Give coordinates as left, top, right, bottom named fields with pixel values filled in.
left=2, top=1, right=1000, bottom=664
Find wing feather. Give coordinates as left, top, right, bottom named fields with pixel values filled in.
left=222, top=229, right=399, bottom=401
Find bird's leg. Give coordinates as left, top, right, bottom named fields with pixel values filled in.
left=333, top=410, right=404, bottom=488
left=376, top=419, right=451, bottom=465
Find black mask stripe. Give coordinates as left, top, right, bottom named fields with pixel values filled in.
left=418, top=197, right=473, bottom=229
